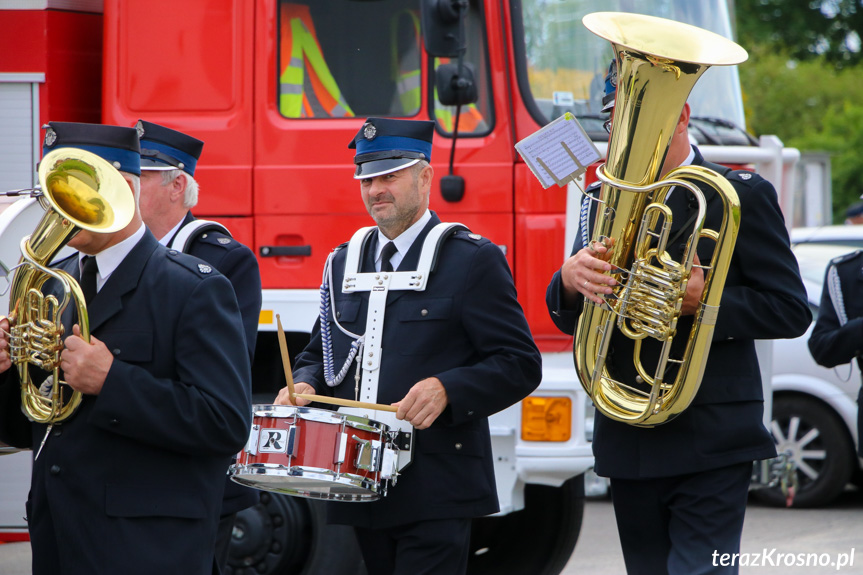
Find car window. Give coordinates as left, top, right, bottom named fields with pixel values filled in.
left=792, top=244, right=860, bottom=285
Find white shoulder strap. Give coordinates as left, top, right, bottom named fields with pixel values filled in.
left=169, top=219, right=231, bottom=253
left=343, top=226, right=377, bottom=276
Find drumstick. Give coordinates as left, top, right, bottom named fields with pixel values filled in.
left=293, top=393, right=398, bottom=413
left=275, top=314, right=296, bottom=400
left=276, top=314, right=398, bottom=413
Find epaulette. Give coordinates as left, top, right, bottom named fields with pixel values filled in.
left=450, top=228, right=488, bottom=244
left=194, top=230, right=234, bottom=249
left=725, top=169, right=764, bottom=187
left=829, top=249, right=863, bottom=266
left=165, top=248, right=219, bottom=277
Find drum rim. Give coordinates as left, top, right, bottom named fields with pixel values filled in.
left=228, top=463, right=382, bottom=501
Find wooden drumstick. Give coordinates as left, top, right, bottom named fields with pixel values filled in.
left=275, top=314, right=296, bottom=400
left=293, top=393, right=398, bottom=413
left=276, top=314, right=398, bottom=413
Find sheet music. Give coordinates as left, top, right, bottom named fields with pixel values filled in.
left=515, top=113, right=602, bottom=189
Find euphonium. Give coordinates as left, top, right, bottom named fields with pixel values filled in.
left=575, top=13, right=747, bottom=427
left=8, top=147, right=134, bottom=424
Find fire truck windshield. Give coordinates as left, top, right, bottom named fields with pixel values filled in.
left=517, top=0, right=747, bottom=134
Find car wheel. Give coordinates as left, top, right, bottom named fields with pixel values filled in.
left=467, top=475, right=585, bottom=575
left=756, top=396, right=855, bottom=508
left=226, top=492, right=365, bottom=575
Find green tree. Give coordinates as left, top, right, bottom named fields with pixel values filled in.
left=792, top=103, right=863, bottom=222
left=738, top=44, right=863, bottom=223
left=736, top=0, right=863, bottom=68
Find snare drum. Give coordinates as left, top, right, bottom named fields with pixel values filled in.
left=229, top=404, right=398, bottom=501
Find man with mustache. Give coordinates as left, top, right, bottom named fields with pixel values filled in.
left=274, top=118, right=541, bottom=575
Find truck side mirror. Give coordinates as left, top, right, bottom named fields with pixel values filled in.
left=420, top=0, right=468, bottom=57
left=435, top=62, right=478, bottom=107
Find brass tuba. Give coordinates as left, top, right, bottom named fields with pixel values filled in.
left=574, top=13, right=747, bottom=427
left=8, top=147, right=135, bottom=424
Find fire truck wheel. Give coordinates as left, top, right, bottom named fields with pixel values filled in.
left=754, top=395, right=855, bottom=508
left=226, top=491, right=365, bottom=575
left=466, top=474, right=585, bottom=575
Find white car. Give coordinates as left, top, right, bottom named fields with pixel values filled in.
left=755, top=226, right=863, bottom=507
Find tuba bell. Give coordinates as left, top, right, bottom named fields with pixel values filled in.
left=7, top=147, right=135, bottom=424
left=574, top=13, right=747, bottom=427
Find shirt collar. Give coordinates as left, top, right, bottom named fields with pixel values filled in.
left=158, top=217, right=186, bottom=246
left=375, top=209, right=431, bottom=271
left=79, top=223, right=147, bottom=289
left=681, top=145, right=696, bottom=167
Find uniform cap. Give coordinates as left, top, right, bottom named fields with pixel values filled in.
left=42, top=122, right=140, bottom=176
left=348, top=118, right=434, bottom=179
left=846, top=201, right=863, bottom=219
left=600, top=59, right=618, bottom=114
left=136, top=120, right=204, bottom=176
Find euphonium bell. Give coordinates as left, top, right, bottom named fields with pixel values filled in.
left=574, top=13, right=747, bottom=427
left=8, top=147, right=135, bottom=424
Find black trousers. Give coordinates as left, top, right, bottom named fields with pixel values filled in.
left=354, top=518, right=471, bottom=575
left=212, top=512, right=236, bottom=575
left=610, top=462, right=752, bottom=575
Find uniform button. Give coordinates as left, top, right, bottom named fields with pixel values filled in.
left=635, top=375, right=644, bottom=384
left=420, top=309, right=429, bottom=317
left=112, top=349, right=121, bottom=356
left=201, top=233, right=208, bottom=239
left=455, top=443, right=463, bottom=450
left=49, top=465, right=61, bottom=475
left=336, top=311, right=341, bottom=319
left=52, top=428, right=62, bottom=437
left=467, top=410, right=474, bottom=416
left=110, top=419, right=119, bottom=426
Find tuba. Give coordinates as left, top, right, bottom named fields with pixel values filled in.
left=574, top=13, right=747, bottom=427
left=7, top=147, right=134, bottom=424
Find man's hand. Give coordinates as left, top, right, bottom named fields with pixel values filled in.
left=560, top=238, right=617, bottom=307
left=274, top=382, right=316, bottom=406
left=0, top=317, right=12, bottom=373
left=394, top=377, right=448, bottom=430
left=60, top=324, right=113, bottom=395
left=680, top=254, right=706, bottom=316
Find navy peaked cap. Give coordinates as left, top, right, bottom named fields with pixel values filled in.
left=136, top=120, right=204, bottom=176
left=601, top=59, right=618, bottom=113
left=846, top=201, right=863, bottom=218
left=42, top=122, right=141, bottom=176
left=348, top=118, right=435, bottom=179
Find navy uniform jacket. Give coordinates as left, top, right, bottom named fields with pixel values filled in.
left=0, top=230, right=252, bottom=575
left=292, top=213, right=542, bottom=529
left=546, top=146, right=811, bottom=479
left=170, top=211, right=263, bottom=514
left=808, top=249, right=863, bottom=457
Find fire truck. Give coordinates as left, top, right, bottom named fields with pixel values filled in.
left=0, top=1, right=799, bottom=574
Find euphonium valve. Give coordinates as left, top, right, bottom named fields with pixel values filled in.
left=8, top=147, right=134, bottom=424
left=574, top=13, right=746, bottom=427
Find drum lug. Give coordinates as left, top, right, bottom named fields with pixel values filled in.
left=245, top=424, right=261, bottom=455
left=352, top=435, right=382, bottom=473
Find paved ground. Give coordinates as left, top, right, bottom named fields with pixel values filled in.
left=563, top=489, right=863, bottom=574
left=1, top=490, right=861, bottom=574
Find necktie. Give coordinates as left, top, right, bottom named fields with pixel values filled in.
left=380, top=241, right=398, bottom=272
left=80, top=256, right=99, bottom=305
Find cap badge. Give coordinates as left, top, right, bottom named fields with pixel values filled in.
left=135, top=120, right=145, bottom=138
left=44, top=128, right=57, bottom=147
left=739, top=172, right=752, bottom=180
left=468, top=233, right=482, bottom=240
left=363, top=123, right=377, bottom=141
left=218, top=237, right=231, bottom=245
left=198, top=263, right=213, bottom=274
